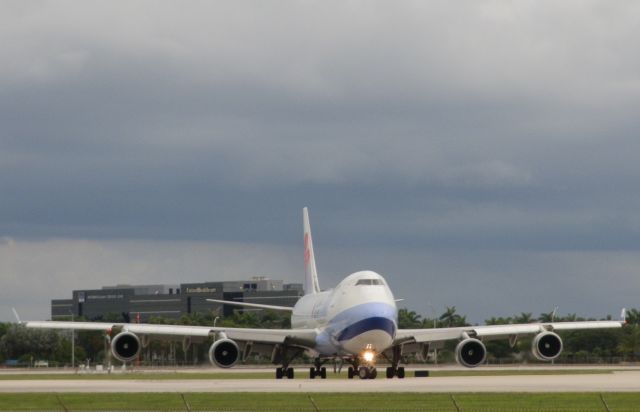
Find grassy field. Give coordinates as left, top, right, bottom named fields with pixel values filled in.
left=0, top=368, right=618, bottom=380
left=0, top=392, right=639, bottom=411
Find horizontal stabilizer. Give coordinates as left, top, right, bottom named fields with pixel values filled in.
left=206, top=299, right=294, bottom=312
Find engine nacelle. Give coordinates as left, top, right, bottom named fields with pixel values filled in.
left=455, top=338, right=486, bottom=368
left=531, top=331, right=563, bottom=361
left=208, top=338, right=240, bottom=368
left=111, top=331, right=141, bottom=363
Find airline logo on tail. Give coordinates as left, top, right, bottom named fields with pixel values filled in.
left=303, top=207, right=320, bottom=295
left=304, top=233, right=312, bottom=267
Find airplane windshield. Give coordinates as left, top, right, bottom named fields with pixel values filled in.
left=355, top=279, right=383, bottom=286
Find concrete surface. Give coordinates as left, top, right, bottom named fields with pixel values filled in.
left=1, top=370, right=640, bottom=393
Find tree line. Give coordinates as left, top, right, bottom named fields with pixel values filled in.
left=1, top=307, right=638, bottom=367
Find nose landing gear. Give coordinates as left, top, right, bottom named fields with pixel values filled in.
left=347, top=364, right=378, bottom=379
left=359, top=366, right=377, bottom=379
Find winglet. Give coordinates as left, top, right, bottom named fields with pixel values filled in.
left=12, top=308, right=21, bottom=324
left=621, top=308, right=627, bottom=324
left=303, top=207, right=320, bottom=295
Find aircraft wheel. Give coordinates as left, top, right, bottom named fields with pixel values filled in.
left=386, top=367, right=394, bottom=379
left=309, top=367, right=316, bottom=379
left=320, top=367, right=327, bottom=379
left=348, top=366, right=354, bottom=379
left=397, top=367, right=405, bottom=379
left=276, top=368, right=283, bottom=379
left=286, top=367, right=294, bottom=379
left=369, top=367, right=377, bottom=379
left=358, top=367, right=369, bottom=379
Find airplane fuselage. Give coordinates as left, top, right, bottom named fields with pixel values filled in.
left=291, top=270, right=397, bottom=358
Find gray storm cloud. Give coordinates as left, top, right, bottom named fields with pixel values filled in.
left=1, top=1, right=639, bottom=321
left=0, top=238, right=299, bottom=321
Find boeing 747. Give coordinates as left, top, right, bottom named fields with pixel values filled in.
left=23, top=208, right=626, bottom=379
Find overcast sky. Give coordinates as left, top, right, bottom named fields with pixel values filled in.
left=1, top=1, right=640, bottom=323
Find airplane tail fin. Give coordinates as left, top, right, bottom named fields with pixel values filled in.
left=303, top=207, right=320, bottom=295
left=12, top=308, right=22, bottom=324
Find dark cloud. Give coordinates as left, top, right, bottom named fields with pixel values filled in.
left=1, top=1, right=639, bottom=321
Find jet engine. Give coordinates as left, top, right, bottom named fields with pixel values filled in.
left=455, top=338, right=486, bottom=368
left=531, top=331, right=563, bottom=361
left=111, top=331, right=141, bottom=363
left=208, top=338, right=240, bottom=368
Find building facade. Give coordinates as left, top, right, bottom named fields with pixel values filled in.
left=51, top=277, right=303, bottom=321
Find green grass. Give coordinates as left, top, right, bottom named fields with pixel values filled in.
left=0, top=392, right=639, bottom=411
left=0, top=368, right=618, bottom=380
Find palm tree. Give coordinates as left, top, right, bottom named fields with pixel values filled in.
left=538, top=311, right=555, bottom=323
left=626, top=309, right=640, bottom=325
left=486, top=316, right=512, bottom=325
left=439, top=306, right=459, bottom=327
left=421, top=317, right=437, bottom=329
left=514, top=312, right=533, bottom=324
left=619, top=324, right=640, bottom=360
left=398, top=309, right=422, bottom=328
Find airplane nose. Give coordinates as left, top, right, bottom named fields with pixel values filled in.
left=337, top=316, right=396, bottom=342
left=337, top=315, right=396, bottom=354
left=331, top=301, right=398, bottom=354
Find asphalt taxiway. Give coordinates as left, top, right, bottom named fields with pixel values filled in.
left=2, top=369, right=640, bottom=393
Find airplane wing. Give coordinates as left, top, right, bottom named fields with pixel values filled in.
left=24, top=319, right=318, bottom=368
left=24, top=320, right=317, bottom=346
left=395, top=319, right=624, bottom=344
left=206, top=298, right=294, bottom=312
left=391, top=319, right=625, bottom=367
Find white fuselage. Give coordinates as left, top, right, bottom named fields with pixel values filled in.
left=291, top=270, right=398, bottom=357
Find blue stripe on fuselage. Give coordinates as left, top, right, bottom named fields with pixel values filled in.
left=326, top=302, right=397, bottom=343
left=336, top=316, right=396, bottom=342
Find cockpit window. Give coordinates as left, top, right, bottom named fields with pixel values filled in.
left=355, top=279, right=383, bottom=286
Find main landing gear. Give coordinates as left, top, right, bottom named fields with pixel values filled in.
left=385, top=366, right=405, bottom=379
left=309, top=366, right=327, bottom=379
left=274, top=345, right=304, bottom=379
left=309, top=358, right=327, bottom=379
left=275, top=366, right=294, bottom=379
left=384, top=345, right=405, bottom=379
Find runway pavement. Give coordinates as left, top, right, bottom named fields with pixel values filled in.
left=2, top=370, right=640, bottom=393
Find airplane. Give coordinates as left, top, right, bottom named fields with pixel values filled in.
left=22, top=207, right=626, bottom=379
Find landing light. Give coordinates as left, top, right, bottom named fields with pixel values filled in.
left=362, top=350, right=375, bottom=363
